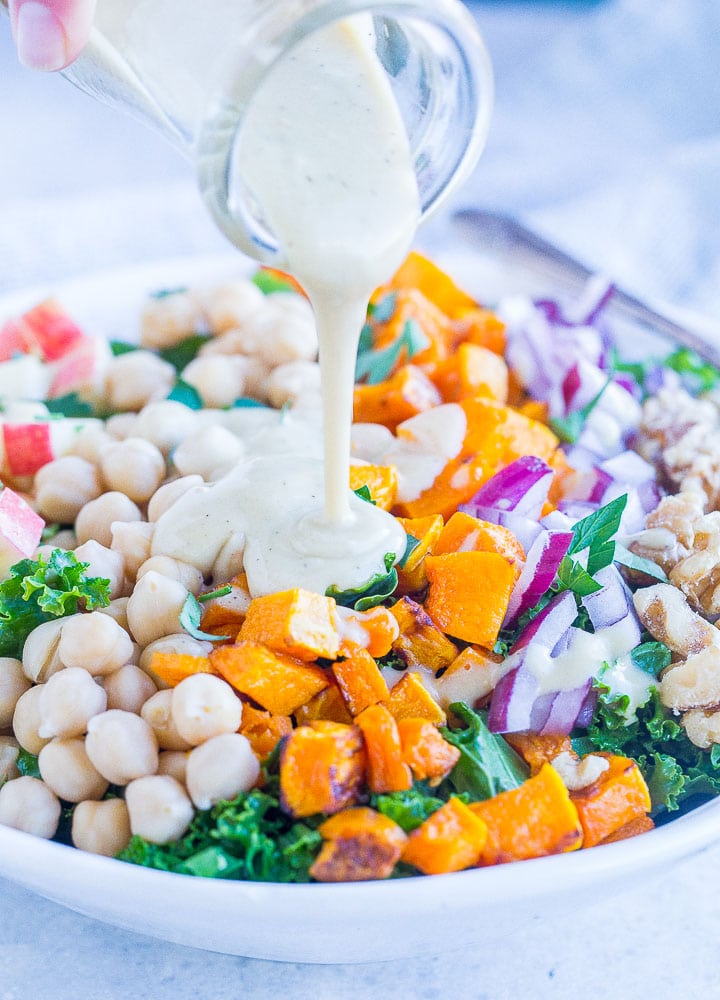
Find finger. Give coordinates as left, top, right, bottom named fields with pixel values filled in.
left=8, top=0, right=97, bottom=71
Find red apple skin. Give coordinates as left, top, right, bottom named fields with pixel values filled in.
left=0, top=487, right=44, bottom=575
left=2, top=423, right=55, bottom=477
left=20, top=300, right=86, bottom=362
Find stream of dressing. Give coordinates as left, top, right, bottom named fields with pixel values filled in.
left=153, top=17, right=420, bottom=595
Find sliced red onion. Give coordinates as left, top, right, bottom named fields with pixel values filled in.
left=540, top=509, right=575, bottom=532
left=538, top=679, right=594, bottom=735
left=504, top=530, right=573, bottom=625
left=561, top=466, right=613, bottom=504
left=575, top=685, right=599, bottom=729
left=600, top=451, right=656, bottom=486
left=562, top=363, right=582, bottom=412
left=510, top=590, right=578, bottom=652
left=557, top=499, right=601, bottom=523
left=460, top=504, right=543, bottom=555
left=563, top=445, right=599, bottom=472
left=566, top=276, right=615, bottom=327
left=528, top=691, right=555, bottom=733
left=487, top=665, right=539, bottom=733
left=582, top=564, right=630, bottom=629
left=463, top=456, right=553, bottom=518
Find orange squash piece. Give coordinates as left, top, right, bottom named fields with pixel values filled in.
left=397, top=718, right=460, bottom=783
left=147, top=652, right=216, bottom=688
left=332, top=648, right=390, bottom=717
left=353, top=364, right=441, bottom=432
left=239, top=704, right=293, bottom=760
left=395, top=513, right=444, bottom=594
left=355, top=704, right=412, bottom=793
left=453, top=307, right=506, bottom=354
left=433, top=511, right=524, bottom=578
left=280, top=721, right=366, bottom=818
left=597, top=814, right=655, bottom=845
left=382, top=671, right=446, bottom=725
left=200, top=574, right=251, bottom=636
left=504, top=733, right=576, bottom=776
left=239, top=588, right=339, bottom=661
left=432, top=343, right=509, bottom=404
left=434, top=645, right=504, bottom=708
left=387, top=252, right=478, bottom=319
left=210, top=641, right=329, bottom=715
left=469, top=763, right=583, bottom=865
left=310, top=807, right=408, bottom=882
left=388, top=596, right=459, bottom=674
left=424, top=550, right=516, bottom=647
left=570, top=754, right=652, bottom=848
left=349, top=463, right=399, bottom=511
left=370, top=288, right=455, bottom=367
left=336, top=604, right=399, bottom=659
left=402, top=797, right=488, bottom=875
left=294, top=683, right=353, bottom=726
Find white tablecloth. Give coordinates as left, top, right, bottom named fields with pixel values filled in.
left=1, top=1, right=719, bottom=996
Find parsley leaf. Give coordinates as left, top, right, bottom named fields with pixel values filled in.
left=179, top=593, right=229, bottom=642
left=664, top=347, right=720, bottom=393
left=0, top=550, right=110, bottom=659
left=367, top=292, right=397, bottom=324
left=440, top=702, right=528, bottom=801
left=44, top=393, right=96, bottom=418
left=355, top=318, right=429, bottom=384
left=398, top=534, right=420, bottom=569
left=353, top=484, right=375, bottom=505
left=549, top=378, right=612, bottom=444
left=16, top=749, right=40, bottom=778
left=110, top=340, right=138, bottom=357
left=251, top=269, right=299, bottom=296
left=556, top=556, right=603, bottom=596
left=613, top=542, right=668, bottom=581
left=326, top=552, right=398, bottom=611
left=630, top=641, right=672, bottom=677
left=166, top=379, right=203, bottom=409
left=150, top=286, right=189, bottom=300
left=158, top=334, right=211, bottom=372
left=568, top=493, right=627, bottom=576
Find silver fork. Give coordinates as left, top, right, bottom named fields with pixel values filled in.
left=451, top=207, right=720, bottom=367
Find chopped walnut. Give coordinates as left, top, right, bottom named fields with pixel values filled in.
left=631, top=495, right=720, bottom=615
left=634, top=584, right=720, bottom=712
left=635, top=388, right=719, bottom=467
left=551, top=750, right=609, bottom=791
left=682, top=708, right=720, bottom=749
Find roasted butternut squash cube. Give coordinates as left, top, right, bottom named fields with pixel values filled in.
left=147, top=652, right=215, bottom=689
left=388, top=596, right=458, bottom=674
left=570, top=753, right=652, bottom=848
left=332, top=648, right=390, bottom=717
left=349, top=463, right=398, bottom=511
left=239, top=588, right=339, bottom=661
left=402, top=797, right=488, bottom=875
left=210, top=641, right=329, bottom=715
left=453, top=307, right=506, bottom=354
left=397, top=718, right=460, bottom=783
left=424, top=551, right=516, bottom=648
left=280, top=722, right=366, bottom=818
left=395, top=514, right=444, bottom=595
left=310, top=807, right=407, bottom=882
left=336, top=604, right=399, bottom=659
left=388, top=252, right=478, bottom=320
left=433, top=511, right=524, bottom=579
left=382, top=671, right=446, bottom=725
left=239, top=704, right=293, bottom=760
left=432, top=343, right=509, bottom=404
left=294, top=682, right=353, bottom=726
left=355, top=703, right=412, bottom=793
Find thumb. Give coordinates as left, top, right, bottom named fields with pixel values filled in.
left=8, top=0, right=97, bottom=71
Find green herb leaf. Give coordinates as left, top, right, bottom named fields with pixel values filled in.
left=355, top=318, right=429, bottom=385
left=16, top=749, right=40, bottom=778
left=440, top=702, right=528, bottom=801
left=231, top=397, right=268, bottom=409
left=158, top=334, right=211, bottom=372
left=630, top=641, right=672, bottom=677
left=549, top=378, right=612, bottom=444
left=110, top=340, right=138, bottom=357
left=372, top=783, right=444, bottom=832
left=398, top=533, right=420, bottom=569
left=353, top=484, right=376, bottom=505
left=166, top=379, right=203, bottom=410
left=179, top=593, right=229, bottom=642
left=198, top=585, right=232, bottom=603
left=613, top=542, right=668, bottom=581
left=567, top=493, right=627, bottom=577
left=367, top=291, right=397, bottom=324
left=44, top=393, right=96, bottom=418
left=664, top=347, right=720, bottom=393
left=556, top=555, right=603, bottom=596
left=251, top=270, right=298, bottom=296
left=150, top=286, right=189, bottom=300
left=0, top=550, right=110, bottom=659
left=326, top=552, right=398, bottom=611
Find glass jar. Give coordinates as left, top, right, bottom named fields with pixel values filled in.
left=2, top=0, right=493, bottom=266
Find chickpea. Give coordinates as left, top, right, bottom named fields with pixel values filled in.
left=103, top=664, right=157, bottom=714
left=202, top=279, right=264, bottom=334
left=72, top=541, right=125, bottom=600
left=0, top=658, right=32, bottom=729
left=186, top=733, right=260, bottom=810
left=141, top=290, right=204, bottom=349
left=71, top=798, right=131, bottom=857
left=39, top=738, right=109, bottom=802
left=38, top=667, right=108, bottom=739
left=241, top=356, right=272, bottom=402
left=36, top=528, right=77, bottom=552
left=139, top=635, right=213, bottom=682
left=157, top=750, right=189, bottom=785
left=85, top=710, right=159, bottom=785
left=126, top=571, right=188, bottom=647
left=254, top=294, right=317, bottom=366
left=66, top=425, right=114, bottom=464
left=181, top=355, right=251, bottom=409
left=171, top=674, right=243, bottom=747
left=147, top=474, right=204, bottom=522
left=136, top=555, right=204, bottom=595
left=125, top=775, right=194, bottom=844
left=12, top=685, right=51, bottom=754
left=0, top=736, right=20, bottom=783
left=0, top=776, right=61, bottom=839
left=171, top=426, right=244, bottom=480
left=132, top=401, right=201, bottom=457
left=105, top=412, right=137, bottom=440
left=100, top=437, right=166, bottom=504
left=266, top=359, right=321, bottom=408
left=34, top=455, right=103, bottom=523
left=110, top=521, right=154, bottom=581
left=58, top=612, right=134, bottom=676
left=104, top=350, right=176, bottom=412
left=97, top=597, right=130, bottom=631
left=75, top=491, right=142, bottom=548
left=21, top=617, right=71, bottom=683
left=140, top=690, right=192, bottom=751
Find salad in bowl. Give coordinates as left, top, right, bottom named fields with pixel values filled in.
left=0, top=251, right=718, bottom=888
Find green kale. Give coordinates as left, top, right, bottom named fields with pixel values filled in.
left=158, top=334, right=211, bottom=372
left=0, top=549, right=111, bottom=659
left=440, top=702, right=528, bottom=801
left=371, top=783, right=445, bottom=832
left=118, top=788, right=323, bottom=882
left=16, top=749, right=40, bottom=778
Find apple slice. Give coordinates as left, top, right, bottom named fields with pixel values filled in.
left=0, top=354, right=52, bottom=402
left=19, top=299, right=87, bottom=362
left=0, top=487, right=44, bottom=576
left=48, top=336, right=112, bottom=404
left=0, top=319, right=30, bottom=361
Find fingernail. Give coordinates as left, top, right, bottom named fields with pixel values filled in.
left=12, top=1, right=68, bottom=71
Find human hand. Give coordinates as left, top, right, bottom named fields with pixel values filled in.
left=8, top=0, right=96, bottom=71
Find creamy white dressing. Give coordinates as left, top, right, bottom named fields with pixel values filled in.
left=153, top=17, right=421, bottom=595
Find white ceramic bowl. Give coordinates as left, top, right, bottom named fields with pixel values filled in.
left=1, top=254, right=719, bottom=964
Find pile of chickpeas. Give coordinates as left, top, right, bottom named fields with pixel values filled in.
left=0, top=276, right=320, bottom=857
